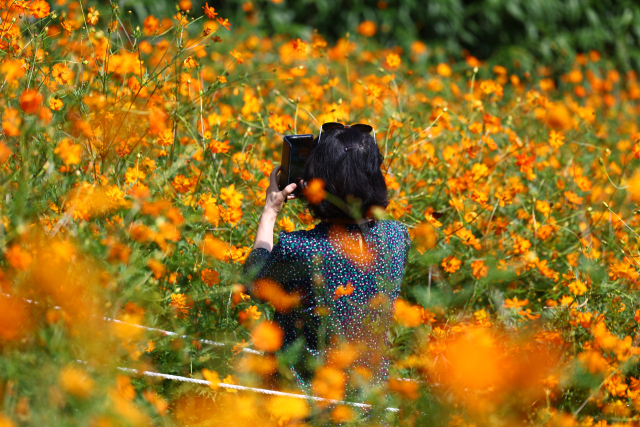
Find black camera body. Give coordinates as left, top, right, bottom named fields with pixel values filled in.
left=278, top=134, right=314, bottom=197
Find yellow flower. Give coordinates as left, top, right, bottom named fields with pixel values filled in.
left=386, top=53, right=401, bottom=68
left=243, top=305, right=262, bottom=320
left=356, top=21, right=377, bottom=37
left=441, top=255, right=461, bottom=273
left=278, top=216, right=295, bottom=232
left=87, top=6, right=99, bottom=25
left=183, top=56, right=197, bottom=69
left=549, top=130, right=565, bottom=148
left=252, top=321, right=283, bottom=352
left=222, top=375, right=238, bottom=393
left=54, top=138, right=82, bottom=165
left=220, top=184, right=243, bottom=208
left=52, top=63, right=73, bottom=85
left=436, top=63, right=452, bottom=77
left=303, top=178, right=326, bottom=204
left=394, top=298, right=423, bottom=327
left=59, top=366, right=95, bottom=398
left=49, top=97, right=63, bottom=111
left=202, top=369, right=220, bottom=390
left=568, top=280, right=587, bottom=296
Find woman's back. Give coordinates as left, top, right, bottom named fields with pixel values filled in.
left=244, top=219, right=411, bottom=387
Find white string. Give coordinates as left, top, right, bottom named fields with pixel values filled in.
left=106, top=317, right=261, bottom=354
left=1, top=293, right=260, bottom=354
left=4, top=293, right=404, bottom=412
left=115, top=366, right=399, bottom=412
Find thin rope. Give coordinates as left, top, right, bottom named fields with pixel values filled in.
left=5, top=293, right=406, bottom=411
left=115, top=366, right=399, bottom=412
left=1, top=293, right=260, bottom=354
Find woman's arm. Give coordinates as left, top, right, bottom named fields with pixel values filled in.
left=252, top=165, right=297, bottom=252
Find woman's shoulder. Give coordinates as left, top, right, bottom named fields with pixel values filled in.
left=274, top=223, right=326, bottom=253
left=376, top=219, right=409, bottom=237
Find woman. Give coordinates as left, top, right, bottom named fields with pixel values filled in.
left=243, top=125, right=410, bottom=399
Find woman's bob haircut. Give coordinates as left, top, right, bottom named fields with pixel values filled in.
left=302, top=126, right=389, bottom=220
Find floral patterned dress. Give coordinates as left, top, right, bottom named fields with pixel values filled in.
left=243, top=219, right=411, bottom=396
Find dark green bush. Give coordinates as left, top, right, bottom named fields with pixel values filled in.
left=127, top=0, right=640, bottom=71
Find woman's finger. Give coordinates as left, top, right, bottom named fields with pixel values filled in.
left=281, top=182, right=297, bottom=198
left=269, top=165, right=282, bottom=187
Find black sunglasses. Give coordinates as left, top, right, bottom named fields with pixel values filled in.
left=318, top=122, right=376, bottom=151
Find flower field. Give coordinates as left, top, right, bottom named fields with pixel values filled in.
left=2, top=0, right=640, bottom=425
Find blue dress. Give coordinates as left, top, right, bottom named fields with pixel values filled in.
left=243, top=219, right=411, bottom=393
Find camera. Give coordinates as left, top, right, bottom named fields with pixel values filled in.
left=277, top=134, right=314, bottom=198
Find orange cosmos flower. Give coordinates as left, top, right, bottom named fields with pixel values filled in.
left=303, top=178, right=326, bottom=204
left=2, top=108, right=22, bottom=136
left=312, top=367, right=345, bottom=402
left=356, top=21, right=377, bottom=37
left=220, top=184, right=243, bottom=208
left=49, top=97, right=63, bottom=111
left=328, top=224, right=376, bottom=269
left=441, top=255, right=461, bottom=273
left=268, top=114, right=290, bottom=133
left=251, top=278, right=300, bottom=312
left=142, top=15, right=159, bottom=35
left=87, top=6, right=99, bottom=25
left=293, top=38, right=307, bottom=54
left=0, top=295, right=31, bottom=340
left=147, top=259, right=166, bottom=279
left=201, top=269, right=220, bottom=286
left=172, top=175, right=194, bottom=193
left=564, top=191, right=583, bottom=206
left=52, top=63, right=74, bottom=85
left=535, top=200, right=551, bottom=216
left=217, top=17, right=231, bottom=31
left=549, top=130, right=565, bottom=148
left=61, top=19, right=76, bottom=34
left=156, top=129, right=173, bottom=146
left=19, top=89, right=43, bottom=114
left=229, top=48, right=243, bottom=64
left=252, top=321, right=283, bottom=352
left=424, top=211, right=442, bottom=228
left=183, top=56, right=197, bottom=69
left=471, top=259, right=488, bottom=279
left=0, top=60, right=26, bottom=81
left=386, top=53, right=401, bottom=68
left=546, top=104, right=573, bottom=130
left=54, top=138, right=82, bottom=165
left=278, top=216, right=295, bottom=232
left=624, top=172, right=640, bottom=205
left=412, top=222, right=437, bottom=252
left=394, top=298, right=422, bottom=327
left=59, top=366, right=95, bottom=398
left=208, top=139, right=230, bottom=154
left=568, top=280, right=587, bottom=296
left=202, top=2, right=218, bottom=19
left=243, top=305, right=262, bottom=321
left=389, top=378, right=420, bottom=399
left=202, top=369, right=221, bottom=390
left=202, top=234, right=230, bottom=261
left=29, top=0, right=50, bottom=18
left=333, top=282, right=354, bottom=300
left=366, top=82, right=384, bottom=98
left=436, top=63, right=452, bottom=77
left=170, top=293, right=192, bottom=316
left=504, top=297, right=529, bottom=309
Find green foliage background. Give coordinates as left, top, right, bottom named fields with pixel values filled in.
left=123, top=0, right=640, bottom=72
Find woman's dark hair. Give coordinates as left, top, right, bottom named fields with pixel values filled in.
left=302, top=127, right=389, bottom=220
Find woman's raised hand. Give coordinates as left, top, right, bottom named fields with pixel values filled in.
left=263, top=165, right=298, bottom=217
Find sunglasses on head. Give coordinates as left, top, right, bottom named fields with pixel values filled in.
left=317, top=122, right=376, bottom=151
